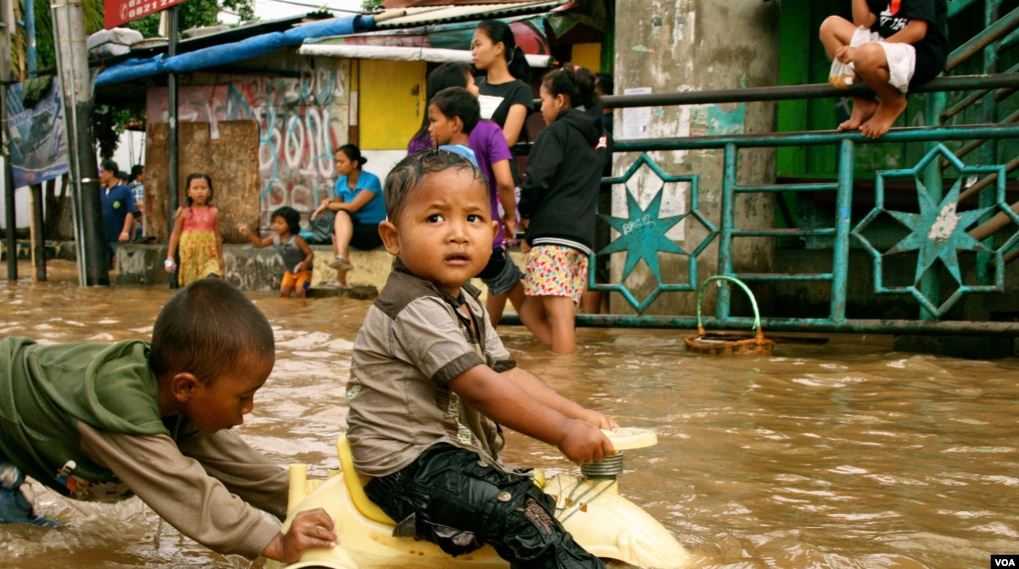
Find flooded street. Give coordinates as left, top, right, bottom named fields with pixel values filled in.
left=1, top=274, right=1017, bottom=568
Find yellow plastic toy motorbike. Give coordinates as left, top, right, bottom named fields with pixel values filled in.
left=273, top=428, right=691, bottom=569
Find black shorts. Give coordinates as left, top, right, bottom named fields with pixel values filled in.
left=351, top=221, right=383, bottom=250
left=909, top=43, right=946, bottom=90
left=365, top=444, right=604, bottom=568
left=477, top=248, right=522, bottom=295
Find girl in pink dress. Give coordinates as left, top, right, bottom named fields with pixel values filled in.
left=166, top=174, right=224, bottom=286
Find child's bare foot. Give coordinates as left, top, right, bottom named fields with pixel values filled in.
left=860, top=95, right=907, bottom=139
left=837, top=97, right=877, bottom=131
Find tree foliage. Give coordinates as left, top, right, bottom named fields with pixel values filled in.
left=16, top=0, right=256, bottom=76
left=12, top=0, right=104, bottom=75
left=13, top=0, right=255, bottom=157
left=127, top=0, right=256, bottom=38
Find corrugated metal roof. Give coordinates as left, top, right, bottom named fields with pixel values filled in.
left=374, top=0, right=564, bottom=29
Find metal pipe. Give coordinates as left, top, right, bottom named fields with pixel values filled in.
left=52, top=0, right=105, bottom=286
left=736, top=273, right=834, bottom=282
left=715, top=144, right=736, bottom=320
left=969, top=202, right=1019, bottom=241
left=599, top=74, right=1019, bottom=109
left=941, top=62, right=1019, bottom=121
left=958, top=155, right=1019, bottom=203
left=613, top=124, right=1019, bottom=151
left=830, top=139, right=854, bottom=323
left=30, top=184, right=45, bottom=281
left=23, top=0, right=37, bottom=76
left=945, top=6, right=1019, bottom=70
left=167, top=6, right=179, bottom=288
left=942, top=107, right=1019, bottom=164
left=734, top=182, right=838, bottom=193
left=497, top=315, right=1019, bottom=335
left=732, top=228, right=835, bottom=237
left=976, top=0, right=1003, bottom=290
left=949, top=0, right=980, bottom=18
left=4, top=159, right=16, bottom=282
left=1001, top=25, right=1019, bottom=49
left=994, top=84, right=1016, bottom=102
left=920, top=93, right=947, bottom=321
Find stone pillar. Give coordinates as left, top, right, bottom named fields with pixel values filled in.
left=611, top=0, right=780, bottom=316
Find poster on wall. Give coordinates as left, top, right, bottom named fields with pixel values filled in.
left=4, top=77, right=70, bottom=188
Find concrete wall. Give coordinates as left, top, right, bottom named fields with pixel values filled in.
left=145, top=55, right=352, bottom=229
left=611, top=0, right=780, bottom=315
left=116, top=243, right=394, bottom=292
left=145, top=121, right=261, bottom=244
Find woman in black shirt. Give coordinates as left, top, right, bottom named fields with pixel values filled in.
left=472, top=20, right=534, bottom=148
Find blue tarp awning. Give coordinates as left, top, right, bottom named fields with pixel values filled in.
left=95, top=15, right=374, bottom=87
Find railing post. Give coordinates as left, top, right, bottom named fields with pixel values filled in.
left=830, top=139, right=854, bottom=323
left=977, top=0, right=1003, bottom=286
left=715, top=143, right=737, bottom=321
left=920, top=92, right=947, bottom=320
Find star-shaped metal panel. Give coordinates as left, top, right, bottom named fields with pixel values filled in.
left=599, top=189, right=685, bottom=283
left=852, top=144, right=1019, bottom=318
left=886, top=177, right=992, bottom=285
left=590, top=153, right=718, bottom=313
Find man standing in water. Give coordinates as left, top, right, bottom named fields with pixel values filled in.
left=98, top=159, right=137, bottom=268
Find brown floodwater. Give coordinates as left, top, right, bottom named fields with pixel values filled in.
left=1, top=271, right=1017, bottom=569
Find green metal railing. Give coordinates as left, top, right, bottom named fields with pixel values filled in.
left=552, top=2, right=1019, bottom=336
left=573, top=126, right=1019, bottom=335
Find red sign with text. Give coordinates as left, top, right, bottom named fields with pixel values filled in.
left=104, top=0, right=187, bottom=28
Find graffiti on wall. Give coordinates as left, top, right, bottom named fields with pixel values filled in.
left=147, top=61, right=349, bottom=223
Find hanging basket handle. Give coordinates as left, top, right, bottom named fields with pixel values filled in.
left=694, top=275, right=767, bottom=343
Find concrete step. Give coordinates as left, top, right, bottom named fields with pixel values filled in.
left=115, top=243, right=395, bottom=293
left=115, top=243, right=527, bottom=301
left=0, top=240, right=79, bottom=262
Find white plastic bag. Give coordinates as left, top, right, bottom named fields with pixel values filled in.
left=829, top=59, right=855, bottom=89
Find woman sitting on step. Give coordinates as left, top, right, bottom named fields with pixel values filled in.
left=311, top=144, right=386, bottom=287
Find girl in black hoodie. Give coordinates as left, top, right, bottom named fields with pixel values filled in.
left=518, top=65, right=603, bottom=354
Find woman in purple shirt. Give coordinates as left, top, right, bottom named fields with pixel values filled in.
left=408, top=63, right=523, bottom=324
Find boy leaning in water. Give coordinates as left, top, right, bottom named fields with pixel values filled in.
left=0, top=279, right=334, bottom=563
left=346, top=150, right=616, bottom=568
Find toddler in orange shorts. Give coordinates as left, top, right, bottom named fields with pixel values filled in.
left=239, top=206, right=314, bottom=298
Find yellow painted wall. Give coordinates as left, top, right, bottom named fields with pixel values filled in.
left=571, top=43, right=602, bottom=72
left=358, top=59, right=427, bottom=150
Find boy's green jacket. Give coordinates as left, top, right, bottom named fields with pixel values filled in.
left=0, top=337, right=168, bottom=494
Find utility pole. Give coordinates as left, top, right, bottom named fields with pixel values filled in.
left=165, top=6, right=179, bottom=288
left=25, top=0, right=46, bottom=281
left=2, top=0, right=16, bottom=282
left=52, top=0, right=107, bottom=285
left=23, top=0, right=37, bottom=75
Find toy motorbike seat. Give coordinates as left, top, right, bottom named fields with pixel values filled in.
left=336, top=436, right=395, bottom=526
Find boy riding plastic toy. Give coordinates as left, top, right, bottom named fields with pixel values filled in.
left=272, top=427, right=691, bottom=569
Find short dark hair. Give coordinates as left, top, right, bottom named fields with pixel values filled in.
left=271, top=206, right=301, bottom=236
left=150, top=279, right=275, bottom=382
left=384, top=150, right=483, bottom=221
left=130, top=164, right=144, bottom=180
left=430, top=87, right=480, bottom=135
left=596, top=73, right=614, bottom=97
left=414, top=63, right=474, bottom=142
left=100, top=159, right=118, bottom=174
